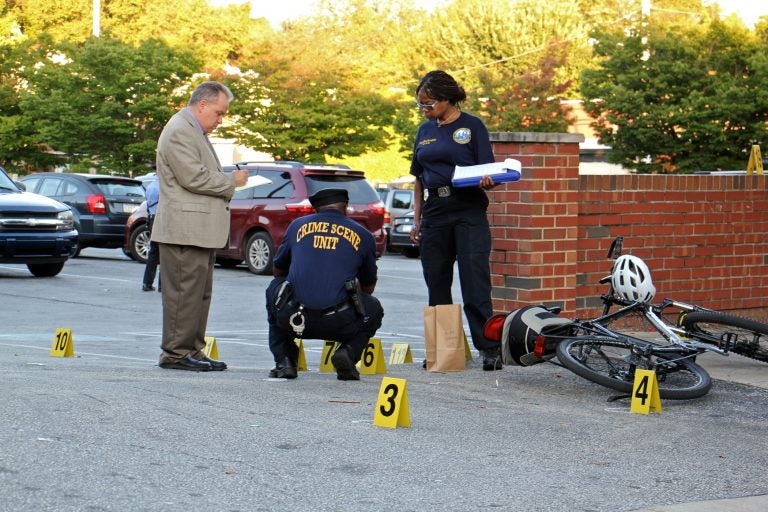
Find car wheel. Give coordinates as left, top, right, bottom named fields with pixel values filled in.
left=71, top=218, right=82, bottom=257
left=245, top=232, right=273, bottom=275
left=27, top=262, right=65, bottom=277
left=129, top=224, right=150, bottom=264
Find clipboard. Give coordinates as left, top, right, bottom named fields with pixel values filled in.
left=451, top=158, right=522, bottom=188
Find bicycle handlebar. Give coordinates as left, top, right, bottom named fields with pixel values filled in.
left=607, top=236, right=623, bottom=259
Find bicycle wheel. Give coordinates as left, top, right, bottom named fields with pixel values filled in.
left=680, top=311, right=768, bottom=363
left=556, top=336, right=712, bottom=399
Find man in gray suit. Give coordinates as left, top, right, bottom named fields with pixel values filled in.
left=152, top=81, right=248, bottom=372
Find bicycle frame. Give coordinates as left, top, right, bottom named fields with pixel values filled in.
left=572, top=235, right=729, bottom=360
left=579, top=294, right=729, bottom=358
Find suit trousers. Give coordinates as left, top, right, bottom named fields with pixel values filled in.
left=158, top=243, right=216, bottom=364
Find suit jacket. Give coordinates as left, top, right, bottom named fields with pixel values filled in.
left=151, top=108, right=236, bottom=249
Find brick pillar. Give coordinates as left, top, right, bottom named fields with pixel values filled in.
left=488, top=132, right=583, bottom=316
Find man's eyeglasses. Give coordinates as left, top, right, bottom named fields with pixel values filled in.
left=416, top=100, right=439, bottom=110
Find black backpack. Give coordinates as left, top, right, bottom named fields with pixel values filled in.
left=491, top=305, right=574, bottom=366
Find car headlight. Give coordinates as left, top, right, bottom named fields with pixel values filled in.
left=57, top=209, right=74, bottom=231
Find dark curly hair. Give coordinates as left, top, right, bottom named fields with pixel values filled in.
left=415, top=70, right=467, bottom=106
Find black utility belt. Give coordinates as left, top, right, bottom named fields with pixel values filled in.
left=304, top=300, right=352, bottom=316
left=427, top=185, right=454, bottom=198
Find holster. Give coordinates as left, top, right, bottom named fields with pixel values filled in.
left=275, top=280, right=294, bottom=311
left=344, top=278, right=366, bottom=316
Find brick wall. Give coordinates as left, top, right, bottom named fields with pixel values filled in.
left=488, top=132, right=768, bottom=322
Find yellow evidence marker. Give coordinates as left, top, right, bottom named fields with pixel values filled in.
left=50, top=328, right=74, bottom=357
left=464, top=331, right=473, bottom=361
left=359, top=337, right=387, bottom=375
left=203, top=336, right=219, bottom=360
left=373, top=377, right=411, bottom=429
left=319, top=341, right=340, bottom=373
left=294, top=338, right=308, bottom=371
left=630, top=369, right=662, bottom=415
left=388, top=343, right=413, bottom=364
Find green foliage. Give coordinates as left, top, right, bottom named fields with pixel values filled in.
left=0, top=34, right=64, bottom=172
left=337, top=133, right=415, bottom=187
left=280, top=0, right=425, bottom=93
left=11, top=35, right=200, bottom=175
left=581, top=12, right=768, bottom=173
left=9, top=0, right=93, bottom=43
left=101, top=0, right=272, bottom=71
left=223, top=67, right=395, bottom=162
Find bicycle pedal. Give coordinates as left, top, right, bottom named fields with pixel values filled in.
left=719, top=333, right=735, bottom=352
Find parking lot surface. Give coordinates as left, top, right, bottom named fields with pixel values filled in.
left=2, top=250, right=767, bottom=511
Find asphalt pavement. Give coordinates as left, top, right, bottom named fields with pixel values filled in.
left=1, top=250, right=767, bottom=511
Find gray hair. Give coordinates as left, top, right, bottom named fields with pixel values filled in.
left=189, top=81, right=234, bottom=106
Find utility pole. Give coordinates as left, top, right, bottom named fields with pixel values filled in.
left=641, top=0, right=651, bottom=17
left=93, top=0, right=100, bottom=37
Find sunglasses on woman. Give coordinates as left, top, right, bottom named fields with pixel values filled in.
left=415, top=100, right=440, bottom=110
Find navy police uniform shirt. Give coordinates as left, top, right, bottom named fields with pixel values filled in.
left=410, top=111, right=494, bottom=189
left=273, top=209, right=378, bottom=310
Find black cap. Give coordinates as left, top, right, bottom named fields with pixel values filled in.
left=309, top=188, right=349, bottom=209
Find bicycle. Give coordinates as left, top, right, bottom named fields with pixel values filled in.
left=553, top=236, right=768, bottom=399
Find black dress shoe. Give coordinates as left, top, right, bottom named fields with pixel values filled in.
left=273, top=356, right=297, bottom=379
left=142, top=284, right=155, bottom=292
left=159, top=355, right=212, bottom=372
left=201, top=356, right=227, bottom=371
left=331, top=346, right=360, bottom=381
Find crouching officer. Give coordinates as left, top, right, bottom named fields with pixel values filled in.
left=265, top=188, right=384, bottom=380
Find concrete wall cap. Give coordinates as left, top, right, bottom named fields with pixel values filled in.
left=490, top=132, right=585, bottom=144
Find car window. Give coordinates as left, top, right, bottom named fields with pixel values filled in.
left=39, top=178, right=64, bottom=197
left=252, top=171, right=293, bottom=199
left=92, top=181, right=145, bottom=198
left=232, top=170, right=294, bottom=200
left=0, top=168, right=18, bottom=190
left=392, top=190, right=413, bottom=209
left=60, top=180, right=80, bottom=197
left=305, top=176, right=379, bottom=203
left=20, top=176, right=41, bottom=192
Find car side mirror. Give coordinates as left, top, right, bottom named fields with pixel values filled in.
left=14, top=181, right=26, bottom=192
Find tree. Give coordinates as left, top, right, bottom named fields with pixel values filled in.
left=0, top=34, right=67, bottom=172
left=6, top=0, right=93, bottom=43
left=223, top=66, right=395, bottom=162
left=581, top=12, right=768, bottom=173
left=101, top=0, right=272, bottom=71
left=3, top=0, right=272, bottom=72
left=13, top=35, right=200, bottom=175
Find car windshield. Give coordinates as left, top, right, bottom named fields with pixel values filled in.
left=0, top=168, right=19, bottom=191
left=305, top=176, right=379, bottom=204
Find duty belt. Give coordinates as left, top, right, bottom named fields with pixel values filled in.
left=306, top=300, right=352, bottom=316
left=428, top=185, right=452, bottom=198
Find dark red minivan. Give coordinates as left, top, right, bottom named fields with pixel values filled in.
left=124, top=161, right=386, bottom=274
